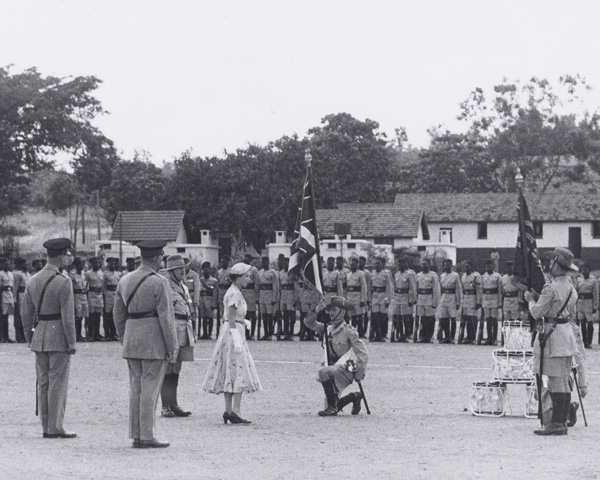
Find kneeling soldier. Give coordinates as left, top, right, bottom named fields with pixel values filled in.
left=304, top=296, right=368, bottom=416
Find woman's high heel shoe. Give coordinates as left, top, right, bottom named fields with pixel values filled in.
left=223, top=412, right=232, bottom=424
left=228, top=411, right=251, bottom=424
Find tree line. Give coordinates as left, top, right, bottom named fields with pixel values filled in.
left=2, top=67, right=600, bottom=251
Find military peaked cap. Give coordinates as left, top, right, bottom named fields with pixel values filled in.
left=43, top=238, right=72, bottom=255
left=137, top=240, right=167, bottom=254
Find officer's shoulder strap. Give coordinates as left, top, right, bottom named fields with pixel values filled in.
left=125, top=272, right=157, bottom=313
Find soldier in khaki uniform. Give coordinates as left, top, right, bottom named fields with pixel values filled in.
left=85, top=257, right=104, bottom=341
left=241, top=254, right=260, bottom=340
left=481, top=259, right=503, bottom=345
left=575, top=264, right=598, bottom=348
left=160, top=255, right=194, bottom=418
left=13, top=257, right=29, bottom=343
left=70, top=258, right=88, bottom=342
left=258, top=256, right=279, bottom=340
left=103, top=257, right=121, bottom=341
left=346, top=258, right=367, bottom=336
left=501, top=261, right=521, bottom=323
left=198, top=261, right=218, bottom=339
left=0, top=256, right=15, bottom=343
left=436, top=259, right=462, bottom=344
left=335, top=256, right=349, bottom=297
left=322, top=257, right=343, bottom=302
left=415, top=260, right=440, bottom=343
left=391, top=258, right=416, bottom=343
left=370, top=258, right=393, bottom=342
left=183, top=258, right=200, bottom=339
left=304, top=295, right=368, bottom=416
left=114, top=240, right=178, bottom=449
left=526, top=247, right=580, bottom=436
left=358, top=256, right=372, bottom=339
left=216, top=256, right=231, bottom=339
left=279, top=257, right=296, bottom=340
left=22, top=238, right=77, bottom=439
left=460, top=260, right=482, bottom=344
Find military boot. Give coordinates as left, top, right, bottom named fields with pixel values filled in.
left=318, top=380, right=338, bottom=416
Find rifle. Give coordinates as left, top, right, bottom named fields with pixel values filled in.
left=572, top=367, right=588, bottom=427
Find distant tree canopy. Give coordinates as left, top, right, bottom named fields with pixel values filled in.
left=3, top=67, right=600, bottom=251
left=0, top=66, right=114, bottom=218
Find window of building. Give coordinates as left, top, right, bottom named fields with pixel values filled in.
left=102, top=244, right=112, bottom=250
left=439, top=228, right=452, bottom=243
left=327, top=243, right=337, bottom=249
left=347, top=243, right=356, bottom=249
left=477, top=222, right=488, bottom=240
left=374, top=237, right=394, bottom=245
left=417, top=246, right=426, bottom=252
left=593, top=221, right=600, bottom=238
left=177, top=247, right=186, bottom=253
left=533, top=221, right=543, bottom=239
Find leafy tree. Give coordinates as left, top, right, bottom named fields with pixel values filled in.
left=104, top=158, right=167, bottom=222
left=0, top=66, right=111, bottom=217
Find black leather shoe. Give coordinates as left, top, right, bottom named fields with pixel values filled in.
left=318, top=406, right=338, bottom=417
left=228, top=411, right=251, bottom=424
left=171, top=405, right=191, bottom=417
left=44, top=431, right=77, bottom=439
left=351, top=392, right=363, bottom=415
left=533, top=422, right=567, bottom=436
left=139, top=438, right=170, bottom=448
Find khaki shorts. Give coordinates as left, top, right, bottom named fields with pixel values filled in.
left=416, top=305, right=435, bottom=317
left=483, top=308, right=499, bottom=319
left=436, top=304, right=458, bottom=319
left=391, top=303, right=412, bottom=316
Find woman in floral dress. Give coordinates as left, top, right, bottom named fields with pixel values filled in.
left=202, top=262, right=262, bottom=424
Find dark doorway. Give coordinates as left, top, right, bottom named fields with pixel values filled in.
left=568, top=227, right=582, bottom=258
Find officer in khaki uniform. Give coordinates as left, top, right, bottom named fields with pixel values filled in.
left=460, top=260, right=482, bottom=344
left=198, top=261, right=218, bottom=339
left=70, top=257, right=88, bottom=342
left=114, top=240, right=178, bottom=449
left=391, top=258, right=416, bottom=343
left=415, top=260, right=440, bottom=342
left=481, top=259, right=503, bottom=345
left=304, top=296, right=368, bottom=417
left=346, top=258, right=367, bottom=335
left=160, top=255, right=194, bottom=418
left=22, top=238, right=77, bottom=438
left=370, top=258, right=393, bottom=342
left=278, top=257, right=296, bottom=340
left=103, top=257, right=121, bottom=341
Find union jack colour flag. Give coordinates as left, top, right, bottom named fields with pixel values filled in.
left=513, top=188, right=545, bottom=294
left=287, top=163, right=324, bottom=295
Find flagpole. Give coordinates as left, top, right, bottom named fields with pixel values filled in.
left=515, top=168, right=530, bottom=289
left=305, top=150, right=325, bottom=292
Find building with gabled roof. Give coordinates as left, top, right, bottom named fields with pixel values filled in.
left=394, top=192, right=600, bottom=270
left=97, top=210, right=219, bottom=267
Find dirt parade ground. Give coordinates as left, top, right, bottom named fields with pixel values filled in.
left=1, top=336, right=599, bottom=480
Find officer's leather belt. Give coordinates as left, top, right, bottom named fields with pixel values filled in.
left=18, top=286, right=26, bottom=293
left=418, top=288, right=433, bottom=295
left=323, top=286, right=337, bottom=292
left=200, top=290, right=213, bottom=296
left=281, top=285, right=293, bottom=290
left=1, top=286, right=12, bottom=291
left=463, top=289, right=475, bottom=295
left=243, top=283, right=255, bottom=290
left=38, top=313, right=61, bottom=321
left=89, top=287, right=102, bottom=293
left=127, top=310, right=158, bottom=319
left=105, top=285, right=117, bottom=291
left=483, top=288, right=498, bottom=294
left=579, top=293, right=593, bottom=300
left=372, top=286, right=386, bottom=292
left=546, top=317, right=569, bottom=324
left=442, top=288, right=455, bottom=294
left=175, top=313, right=189, bottom=320
left=395, top=288, right=409, bottom=294
left=504, top=291, right=518, bottom=298
left=347, top=286, right=361, bottom=292
left=73, top=288, right=87, bottom=294
left=260, top=284, right=273, bottom=290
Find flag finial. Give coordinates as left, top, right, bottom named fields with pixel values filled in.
left=515, top=167, right=524, bottom=187
left=304, top=149, right=312, bottom=167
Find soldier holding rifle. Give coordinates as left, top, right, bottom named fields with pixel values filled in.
left=525, top=247, right=579, bottom=436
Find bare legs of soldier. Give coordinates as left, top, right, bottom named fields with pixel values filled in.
left=103, top=310, right=118, bottom=341
left=404, top=314, right=413, bottom=339
left=380, top=313, right=389, bottom=341
left=299, top=311, right=307, bottom=340
left=284, top=310, right=294, bottom=340
left=274, top=311, right=283, bottom=340
left=462, top=316, right=476, bottom=344
left=450, top=318, right=456, bottom=344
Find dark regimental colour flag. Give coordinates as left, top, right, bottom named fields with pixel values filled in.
left=513, top=188, right=545, bottom=295
left=287, top=163, right=324, bottom=295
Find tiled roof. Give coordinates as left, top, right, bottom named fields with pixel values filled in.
left=316, top=203, right=425, bottom=238
left=110, top=211, right=185, bottom=243
left=393, top=193, right=600, bottom=222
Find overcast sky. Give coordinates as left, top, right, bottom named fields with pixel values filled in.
left=3, top=0, right=600, bottom=165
